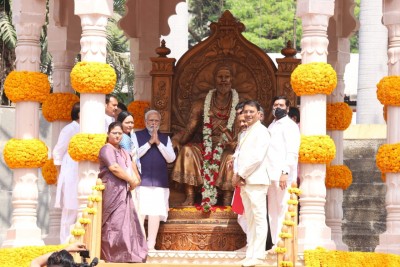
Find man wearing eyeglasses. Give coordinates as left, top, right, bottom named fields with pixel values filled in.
left=131, top=109, right=176, bottom=251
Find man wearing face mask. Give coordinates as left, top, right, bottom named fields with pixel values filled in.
left=132, top=109, right=176, bottom=250
left=266, top=96, right=301, bottom=250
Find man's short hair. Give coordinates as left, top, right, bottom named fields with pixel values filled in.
left=243, top=100, right=261, bottom=111
left=272, top=95, right=290, bottom=107
left=117, top=102, right=127, bottom=111
left=145, top=109, right=161, bottom=120
left=289, top=107, right=300, bottom=123
left=105, top=94, right=117, bottom=104
left=71, top=102, right=80, bottom=121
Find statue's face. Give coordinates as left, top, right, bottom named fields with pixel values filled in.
left=215, top=69, right=232, bottom=94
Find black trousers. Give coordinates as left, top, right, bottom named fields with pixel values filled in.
left=266, top=195, right=273, bottom=250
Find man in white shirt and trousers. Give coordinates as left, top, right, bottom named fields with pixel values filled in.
left=53, top=102, right=80, bottom=244
left=267, top=95, right=301, bottom=250
left=234, top=100, right=271, bottom=267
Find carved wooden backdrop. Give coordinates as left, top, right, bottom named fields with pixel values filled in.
left=170, top=10, right=278, bottom=137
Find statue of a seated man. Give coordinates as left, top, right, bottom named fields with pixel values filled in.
left=171, top=64, right=240, bottom=207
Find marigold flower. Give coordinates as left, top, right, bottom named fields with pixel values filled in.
left=327, top=102, right=353, bottom=131
left=4, top=138, right=48, bottom=169
left=290, top=62, right=337, bottom=96
left=325, top=165, right=352, bottom=190
left=299, top=135, right=336, bottom=164
left=68, top=133, right=107, bottom=162
left=377, top=76, right=400, bottom=106
left=4, top=71, right=50, bottom=102
left=42, top=93, right=79, bottom=122
left=70, top=62, right=116, bottom=94
left=127, top=101, right=151, bottom=129
left=41, top=159, right=58, bottom=185
left=376, top=143, right=400, bottom=174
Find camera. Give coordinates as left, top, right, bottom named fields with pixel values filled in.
left=75, top=250, right=98, bottom=267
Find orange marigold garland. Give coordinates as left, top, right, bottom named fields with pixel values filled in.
left=127, top=101, right=150, bottom=129
left=41, top=159, right=58, bottom=185
left=70, top=62, right=116, bottom=94
left=376, top=143, right=400, bottom=174
left=299, top=135, right=336, bottom=164
left=376, top=76, right=400, bottom=106
left=4, top=71, right=50, bottom=102
left=42, top=93, right=80, bottom=122
left=68, top=133, right=107, bottom=162
left=4, top=138, right=48, bottom=168
left=290, top=62, right=337, bottom=96
left=326, top=102, right=353, bottom=131
left=325, top=165, right=352, bottom=190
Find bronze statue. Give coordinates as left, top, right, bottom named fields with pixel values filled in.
left=171, top=64, right=240, bottom=207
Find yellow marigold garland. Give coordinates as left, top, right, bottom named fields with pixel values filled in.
left=127, top=101, right=151, bottom=129
left=0, top=244, right=65, bottom=267
left=4, top=138, right=48, bottom=169
left=326, top=165, right=353, bottom=190
left=376, top=143, right=400, bottom=176
left=68, top=133, right=107, bottom=162
left=299, top=135, right=336, bottom=164
left=288, top=187, right=301, bottom=195
left=304, top=247, right=400, bottom=267
left=79, top=218, right=91, bottom=225
left=93, top=184, right=106, bottom=191
left=280, top=261, right=294, bottom=267
left=376, top=76, right=400, bottom=106
left=42, top=93, right=80, bottom=122
left=41, top=159, right=58, bottom=185
left=275, top=247, right=287, bottom=254
left=283, top=220, right=295, bottom=226
left=4, top=71, right=50, bottom=102
left=326, top=102, right=353, bottom=131
left=279, top=232, right=292, bottom=239
left=290, top=62, right=337, bottom=96
left=70, top=62, right=116, bottom=94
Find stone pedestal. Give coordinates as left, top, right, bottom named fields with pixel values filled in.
left=156, top=208, right=246, bottom=251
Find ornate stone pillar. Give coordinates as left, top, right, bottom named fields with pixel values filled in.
left=325, top=0, right=358, bottom=251
left=375, top=0, right=400, bottom=254
left=119, top=0, right=185, bottom=101
left=356, top=0, right=387, bottom=124
left=44, top=0, right=81, bottom=245
left=296, top=0, right=336, bottom=252
left=74, top=0, right=112, bottom=212
left=2, top=0, right=46, bottom=247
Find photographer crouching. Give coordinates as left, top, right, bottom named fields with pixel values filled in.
left=30, top=242, right=98, bottom=267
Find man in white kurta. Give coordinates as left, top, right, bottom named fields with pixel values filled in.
left=131, top=110, right=176, bottom=250
left=53, top=103, right=80, bottom=244
left=266, top=96, right=301, bottom=247
left=235, top=100, right=271, bottom=267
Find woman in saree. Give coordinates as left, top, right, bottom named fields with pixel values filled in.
left=98, top=121, right=148, bottom=263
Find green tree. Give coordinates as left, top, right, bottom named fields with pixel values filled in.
left=350, top=0, right=360, bottom=53
left=188, top=0, right=225, bottom=47
left=226, top=0, right=300, bottom=52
